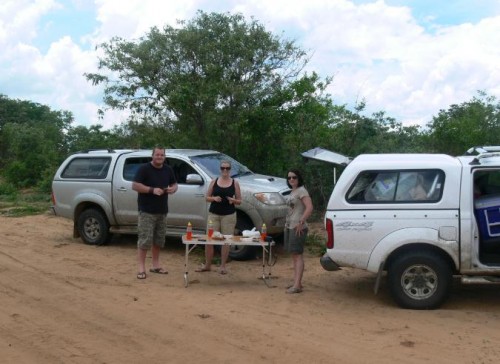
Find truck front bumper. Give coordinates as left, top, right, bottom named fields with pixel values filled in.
left=320, top=254, right=341, bottom=271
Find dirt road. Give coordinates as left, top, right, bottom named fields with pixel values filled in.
left=1, top=213, right=499, bottom=363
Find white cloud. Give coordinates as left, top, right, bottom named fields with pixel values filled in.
left=0, top=0, right=60, bottom=46
left=93, top=0, right=198, bottom=42
left=238, top=0, right=500, bottom=125
left=0, top=0, right=499, bottom=130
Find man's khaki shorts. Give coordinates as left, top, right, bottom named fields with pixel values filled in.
left=137, top=212, right=167, bottom=249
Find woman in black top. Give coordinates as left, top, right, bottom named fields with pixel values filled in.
left=196, top=160, right=241, bottom=274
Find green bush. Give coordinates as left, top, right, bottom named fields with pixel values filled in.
left=0, top=181, right=18, bottom=197
left=37, top=166, right=57, bottom=193
left=306, top=232, right=326, bottom=256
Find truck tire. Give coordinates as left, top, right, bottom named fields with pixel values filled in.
left=77, top=208, right=110, bottom=245
left=387, top=250, right=452, bottom=309
left=229, top=215, right=257, bottom=261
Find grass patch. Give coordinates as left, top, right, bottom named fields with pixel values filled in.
left=306, top=232, right=326, bottom=256
left=0, top=189, right=51, bottom=217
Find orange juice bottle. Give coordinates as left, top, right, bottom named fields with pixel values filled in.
left=186, top=222, right=192, bottom=240
left=261, top=223, right=267, bottom=242
left=207, top=220, right=214, bottom=240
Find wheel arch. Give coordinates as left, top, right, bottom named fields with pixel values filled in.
left=367, top=227, right=459, bottom=274
left=235, top=209, right=258, bottom=232
left=383, top=243, right=457, bottom=275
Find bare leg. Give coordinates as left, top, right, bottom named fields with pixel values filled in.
left=292, top=253, right=304, bottom=289
left=219, top=245, right=229, bottom=274
left=204, top=245, right=214, bottom=269
left=138, top=247, right=148, bottom=273
left=151, top=244, right=161, bottom=269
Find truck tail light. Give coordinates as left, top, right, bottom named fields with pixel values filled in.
left=51, top=191, right=56, bottom=205
left=325, top=218, right=334, bottom=249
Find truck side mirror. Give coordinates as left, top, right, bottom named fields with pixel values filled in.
left=186, top=174, right=204, bottom=185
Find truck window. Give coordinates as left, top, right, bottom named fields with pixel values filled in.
left=166, top=158, right=198, bottom=184
left=123, top=157, right=151, bottom=181
left=347, top=169, right=444, bottom=203
left=474, top=170, right=500, bottom=196
left=61, top=157, right=111, bottom=179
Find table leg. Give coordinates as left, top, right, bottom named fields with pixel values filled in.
left=261, top=245, right=266, bottom=281
left=184, top=243, right=189, bottom=288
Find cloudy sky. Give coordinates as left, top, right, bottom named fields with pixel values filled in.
left=1, top=0, right=499, bottom=129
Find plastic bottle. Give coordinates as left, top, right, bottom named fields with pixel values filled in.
left=207, top=220, right=214, bottom=240
left=186, top=222, right=192, bottom=240
left=261, top=223, right=267, bottom=242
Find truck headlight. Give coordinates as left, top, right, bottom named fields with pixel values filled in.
left=254, top=192, right=285, bottom=205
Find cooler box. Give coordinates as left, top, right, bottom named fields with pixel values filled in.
left=474, top=195, right=500, bottom=249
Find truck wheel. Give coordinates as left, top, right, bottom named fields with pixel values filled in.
left=77, top=209, right=110, bottom=245
left=388, top=250, right=452, bottom=309
left=229, top=215, right=257, bottom=261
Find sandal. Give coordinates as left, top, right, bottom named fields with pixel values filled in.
left=195, top=265, right=211, bottom=272
left=137, top=272, right=146, bottom=279
left=286, top=287, right=303, bottom=294
left=286, top=283, right=303, bottom=289
left=219, top=268, right=228, bottom=275
left=149, top=268, right=168, bottom=274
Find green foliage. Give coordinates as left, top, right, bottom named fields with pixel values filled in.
left=1, top=12, right=499, bottom=215
left=0, top=95, right=72, bottom=187
left=306, top=231, right=326, bottom=256
left=85, top=11, right=317, bottom=171
left=426, top=91, right=500, bottom=155
left=0, top=180, right=18, bottom=197
left=0, top=189, right=50, bottom=217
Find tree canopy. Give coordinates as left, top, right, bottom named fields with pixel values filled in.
left=85, top=11, right=331, bottom=173
left=426, top=91, right=500, bottom=155
left=2, top=10, right=498, bottom=210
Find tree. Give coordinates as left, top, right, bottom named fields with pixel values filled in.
left=0, top=95, right=74, bottom=189
left=85, top=11, right=319, bottom=169
left=426, top=91, right=500, bottom=155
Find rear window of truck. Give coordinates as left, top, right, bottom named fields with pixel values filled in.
left=61, top=157, right=111, bottom=179
left=346, top=169, right=445, bottom=203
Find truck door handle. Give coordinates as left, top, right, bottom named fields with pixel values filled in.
left=117, top=187, right=127, bottom=192
left=194, top=194, right=205, bottom=197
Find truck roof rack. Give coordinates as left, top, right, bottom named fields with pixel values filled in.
left=466, top=146, right=500, bottom=165
left=465, top=146, right=500, bottom=155
left=76, top=149, right=117, bottom=154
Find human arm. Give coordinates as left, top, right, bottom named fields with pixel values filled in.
left=132, top=182, right=165, bottom=196
left=227, top=179, right=242, bottom=205
left=295, top=195, right=313, bottom=235
left=164, top=182, right=178, bottom=194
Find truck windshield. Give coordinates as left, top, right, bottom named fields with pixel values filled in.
left=191, top=153, right=252, bottom=178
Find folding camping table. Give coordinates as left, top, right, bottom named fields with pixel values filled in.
left=181, top=235, right=275, bottom=287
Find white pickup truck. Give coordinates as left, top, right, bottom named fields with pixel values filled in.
left=303, top=146, right=500, bottom=309
left=51, top=149, right=290, bottom=260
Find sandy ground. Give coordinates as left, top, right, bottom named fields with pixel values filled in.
left=1, top=213, right=500, bottom=364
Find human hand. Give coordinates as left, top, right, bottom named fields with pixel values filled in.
left=213, top=196, right=223, bottom=202
left=164, top=186, right=175, bottom=194
left=152, top=187, right=164, bottom=196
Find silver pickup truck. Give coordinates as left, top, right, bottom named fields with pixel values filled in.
left=51, top=149, right=290, bottom=260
